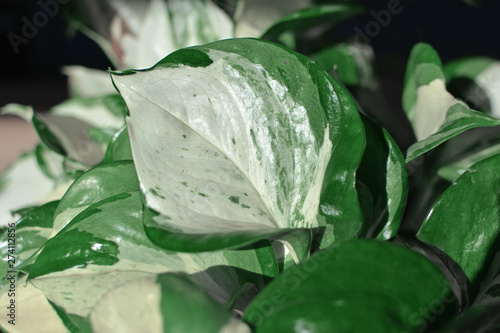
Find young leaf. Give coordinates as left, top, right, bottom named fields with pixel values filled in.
left=29, top=192, right=275, bottom=322
left=402, top=43, right=500, bottom=161
left=417, top=154, right=500, bottom=291
left=111, top=38, right=365, bottom=251
left=244, top=239, right=454, bottom=332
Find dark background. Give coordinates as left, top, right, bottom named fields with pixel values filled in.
left=1, top=0, right=499, bottom=110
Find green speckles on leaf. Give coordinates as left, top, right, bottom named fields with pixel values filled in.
left=241, top=204, right=250, bottom=209
left=229, top=196, right=240, bottom=204
left=181, top=182, right=188, bottom=187
left=198, top=192, right=208, bottom=197
left=232, top=138, right=236, bottom=145
left=249, top=129, right=263, bottom=160
left=149, top=188, right=166, bottom=199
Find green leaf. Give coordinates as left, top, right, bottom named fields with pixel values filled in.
left=311, top=42, right=374, bottom=87
left=438, top=143, right=500, bottom=182
left=261, top=4, right=363, bottom=42
left=0, top=201, right=58, bottom=287
left=417, top=154, right=500, bottom=291
left=244, top=239, right=454, bottom=332
left=29, top=191, right=274, bottom=322
left=111, top=38, right=364, bottom=251
left=402, top=43, right=500, bottom=161
left=472, top=250, right=500, bottom=309
left=51, top=160, right=139, bottom=234
left=87, top=273, right=251, bottom=333
left=234, top=0, right=310, bottom=38
left=356, top=115, right=407, bottom=240
left=103, top=125, right=133, bottom=162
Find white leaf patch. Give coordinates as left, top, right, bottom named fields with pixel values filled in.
left=113, top=50, right=332, bottom=234
left=412, top=79, right=458, bottom=141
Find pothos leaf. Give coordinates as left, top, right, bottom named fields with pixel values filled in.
left=233, top=0, right=310, bottom=38
left=402, top=43, right=500, bottom=161
left=87, top=273, right=251, bottom=333
left=0, top=274, right=66, bottom=333
left=51, top=160, right=139, bottom=234
left=244, top=240, right=454, bottom=332
left=111, top=38, right=365, bottom=252
left=417, top=154, right=500, bottom=292
left=103, top=125, right=133, bottom=163
left=28, top=191, right=275, bottom=324
left=260, top=4, right=363, bottom=43
left=356, top=115, right=407, bottom=240
left=0, top=201, right=58, bottom=286
left=311, top=41, right=375, bottom=88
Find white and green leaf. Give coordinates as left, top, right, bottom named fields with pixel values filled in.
left=402, top=43, right=500, bottom=161
left=87, top=273, right=251, bottom=333
left=28, top=191, right=274, bottom=324
left=111, top=38, right=364, bottom=251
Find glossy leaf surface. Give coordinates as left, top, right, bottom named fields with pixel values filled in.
left=356, top=115, right=407, bottom=240
left=261, top=4, right=363, bottom=42
left=111, top=38, right=364, bottom=251
left=417, top=154, right=500, bottom=288
left=51, top=160, right=139, bottom=234
left=29, top=191, right=274, bottom=322
left=103, top=126, right=133, bottom=162
left=244, top=240, right=453, bottom=332
left=0, top=201, right=58, bottom=286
